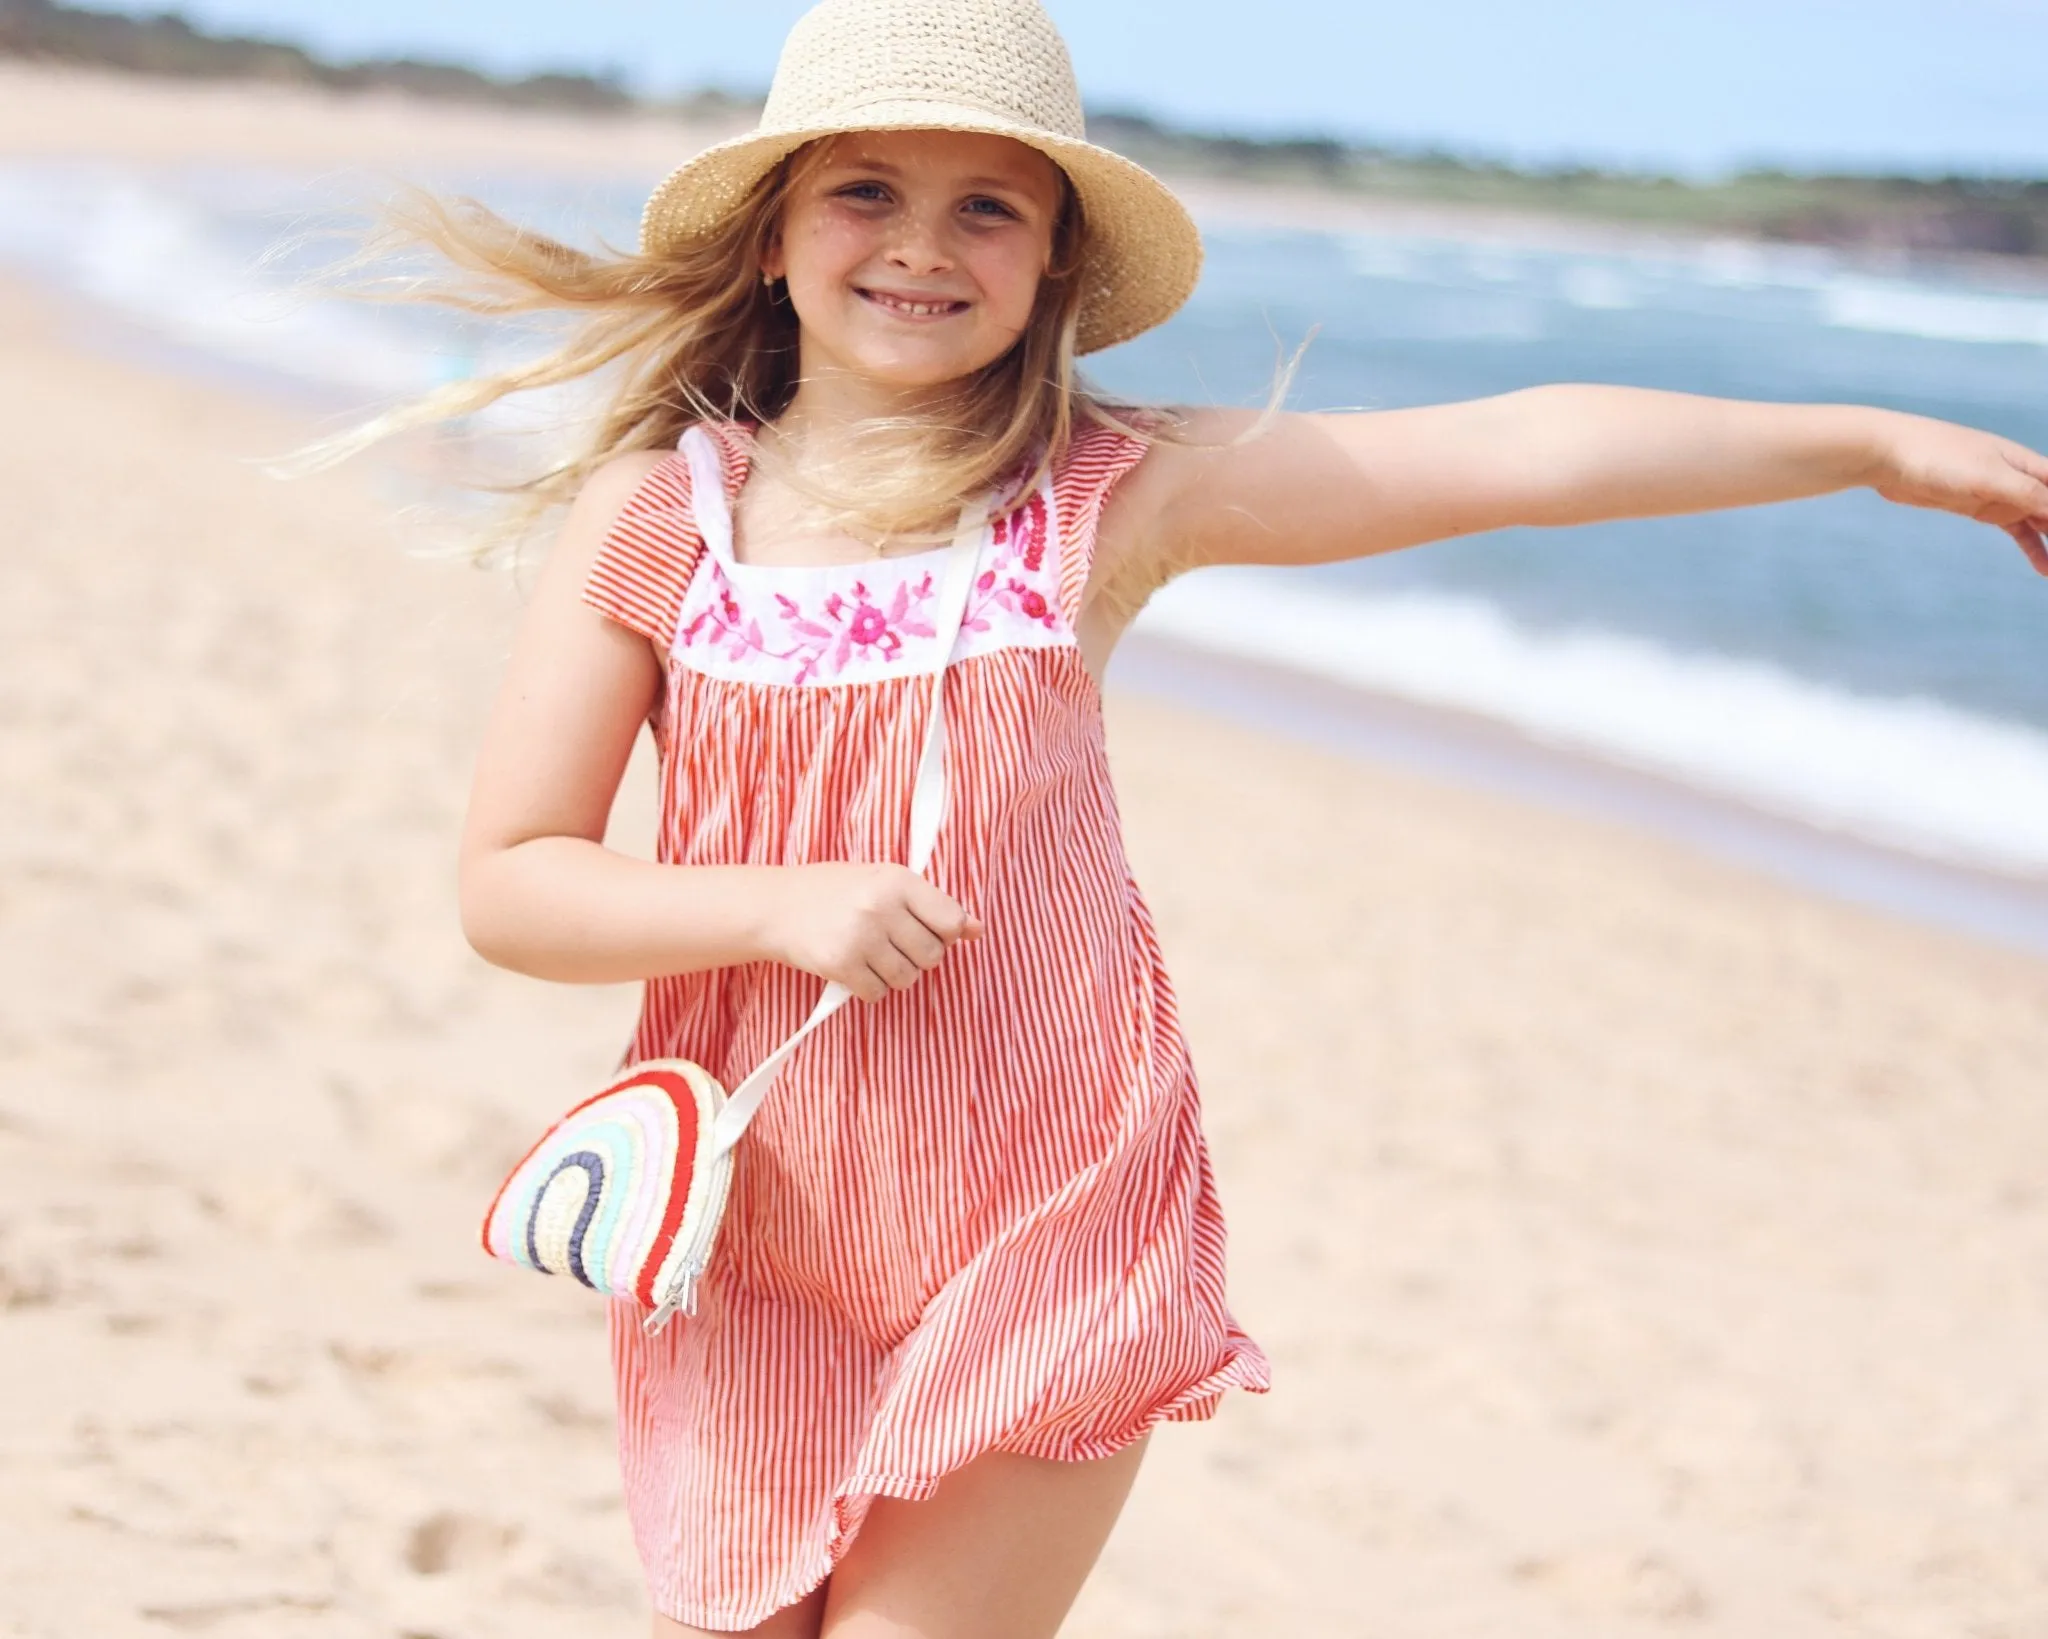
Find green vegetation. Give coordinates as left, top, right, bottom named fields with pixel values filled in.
left=6, top=0, right=2045, bottom=261
left=0, top=0, right=640, bottom=110
left=1093, top=112, right=2048, bottom=260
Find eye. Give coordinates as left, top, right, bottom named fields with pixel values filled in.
left=963, top=195, right=1021, bottom=222
left=835, top=180, right=893, bottom=205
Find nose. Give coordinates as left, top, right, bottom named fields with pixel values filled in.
left=883, top=201, right=955, bottom=278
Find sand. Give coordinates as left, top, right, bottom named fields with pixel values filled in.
left=0, top=62, right=747, bottom=177
left=7, top=67, right=2048, bottom=1639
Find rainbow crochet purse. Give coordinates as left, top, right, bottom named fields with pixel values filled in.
left=480, top=454, right=987, bottom=1333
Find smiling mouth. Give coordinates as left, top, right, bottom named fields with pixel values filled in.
left=858, top=287, right=971, bottom=320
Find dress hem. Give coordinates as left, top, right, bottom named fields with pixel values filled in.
left=652, top=1339, right=1273, bottom=1632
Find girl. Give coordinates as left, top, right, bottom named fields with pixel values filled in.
left=381, top=0, right=2048, bottom=1633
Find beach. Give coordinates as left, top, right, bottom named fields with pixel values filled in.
left=6, top=69, right=2048, bottom=1639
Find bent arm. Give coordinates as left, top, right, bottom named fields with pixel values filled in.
left=457, top=455, right=785, bottom=985
left=1115, top=387, right=2048, bottom=577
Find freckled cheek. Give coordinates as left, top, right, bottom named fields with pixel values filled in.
left=968, top=252, right=1044, bottom=334
left=783, top=214, right=881, bottom=295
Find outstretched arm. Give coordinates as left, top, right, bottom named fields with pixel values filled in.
left=1110, top=387, right=2048, bottom=586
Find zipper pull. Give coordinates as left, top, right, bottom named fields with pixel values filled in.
left=643, top=1259, right=705, bottom=1335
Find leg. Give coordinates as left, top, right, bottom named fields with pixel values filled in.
left=654, top=1584, right=826, bottom=1639
left=821, top=1435, right=1149, bottom=1639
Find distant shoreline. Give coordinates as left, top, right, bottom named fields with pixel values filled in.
left=3, top=62, right=2043, bottom=293
left=4, top=0, right=2047, bottom=269
left=1169, top=174, right=2048, bottom=291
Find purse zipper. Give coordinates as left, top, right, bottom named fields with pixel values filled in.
left=645, top=1257, right=704, bottom=1333
left=643, top=1147, right=734, bottom=1334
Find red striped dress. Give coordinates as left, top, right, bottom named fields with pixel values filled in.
left=582, top=418, right=1270, bottom=1630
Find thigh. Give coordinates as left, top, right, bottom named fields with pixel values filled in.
left=655, top=1585, right=825, bottom=1639
left=821, top=1436, right=1149, bottom=1639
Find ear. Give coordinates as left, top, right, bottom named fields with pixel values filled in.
left=761, top=239, right=787, bottom=282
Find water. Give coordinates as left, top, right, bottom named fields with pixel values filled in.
left=1101, top=228, right=2048, bottom=728
left=4, top=156, right=2046, bottom=877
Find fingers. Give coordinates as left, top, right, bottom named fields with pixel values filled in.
left=867, top=903, right=975, bottom=996
left=1994, top=448, right=2048, bottom=525
left=887, top=912, right=948, bottom=975
left=806, top=866, right=984, bottom=1005
left=862, top=940, right=923, bottom=998
left=1947, top=449, right=2048, bottom=573
left=2006, top=520, right=2048, bottom=578
left=2008, top=441, right=2048, bottom=489
left=848, top=897, right=983, bottom=1004
left=905, top=876, right=984, bottom=943
left=847, top=966, right=891, bottom=1005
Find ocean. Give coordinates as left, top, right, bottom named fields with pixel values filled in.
left=5, top=156, right=2046, bottom=895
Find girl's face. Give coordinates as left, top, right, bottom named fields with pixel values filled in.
left=765, top=130, right=1067, bottom=396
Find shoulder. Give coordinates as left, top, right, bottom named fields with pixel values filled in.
left=1094, top=407, right=1332, bottom=585
left=1076, top=406, right=1253, bottom=588
left=562, top=449, right=685, bottom=544
left=1049, top=410, right=1178, bottom=525
left=1065, top=405, right=1262, bottom=502
left=543, top=449, right=687, bottom=580
left=545, top=448, right=700, bottom=648
left=585, top=447, right=678, bottom=499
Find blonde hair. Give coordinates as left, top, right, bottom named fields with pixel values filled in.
left=300, top=137, right=1176, bottom=560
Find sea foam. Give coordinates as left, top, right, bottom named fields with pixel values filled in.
left=0, top=164, right=445, bottom=397
left=1134, top=569, right=2048, bottom=878
left=1820, top=278, right=2048, bottom=348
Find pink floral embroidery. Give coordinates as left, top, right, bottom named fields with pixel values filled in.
left=682, top=564, right=941, bottom=685
left=672, top=487, right=1065, bottom=686
left=963, top=491, right=1059, bottom=637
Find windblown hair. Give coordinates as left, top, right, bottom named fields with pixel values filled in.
left=300, top=138, right=1170, bottom=560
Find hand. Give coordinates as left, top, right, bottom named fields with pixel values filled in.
left=762, top=863, right=984, bottom=1003
left=1868, top=411, right=2048, bottom=575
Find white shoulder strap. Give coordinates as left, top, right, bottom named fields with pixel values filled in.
left=707, top=494, right=990, bottom=1154
left=678, top=425, right=737, bottom=564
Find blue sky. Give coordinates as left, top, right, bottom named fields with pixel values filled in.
left=100, top=0, right=2048, bottom=179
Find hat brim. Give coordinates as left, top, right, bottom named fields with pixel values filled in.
left=639, top=100, right=1202, bottom=356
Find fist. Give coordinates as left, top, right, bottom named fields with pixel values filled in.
left=764, top=863, right=983, bottom=1003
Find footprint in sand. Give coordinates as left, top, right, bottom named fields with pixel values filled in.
left=195, top=1174, right=389, bottom=1249
left=531, top=1392, right=611, bottom=1432
left=327, top=1338, right=521, bottom=1388
left=1514, top=1548, right=1709, bottom=1621
left=403, top=1510, right=520, bottom=1576
left=0, top=1258, right=59, bottom=1310
left=138, top=1595, right=332, bottom=1629
left=413, top=1278, right=492, bottom=1304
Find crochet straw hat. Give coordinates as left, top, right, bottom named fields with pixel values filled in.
left=640, top=0, right=1202, bottom=355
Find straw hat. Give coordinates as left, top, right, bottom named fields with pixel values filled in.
left=639, top=0, right=1202, bottom=355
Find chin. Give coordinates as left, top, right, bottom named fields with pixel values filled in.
left=852, top=347, right=1001, bottom=394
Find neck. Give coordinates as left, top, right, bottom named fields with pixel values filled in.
left=768, top=363, right=958, bottom=469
